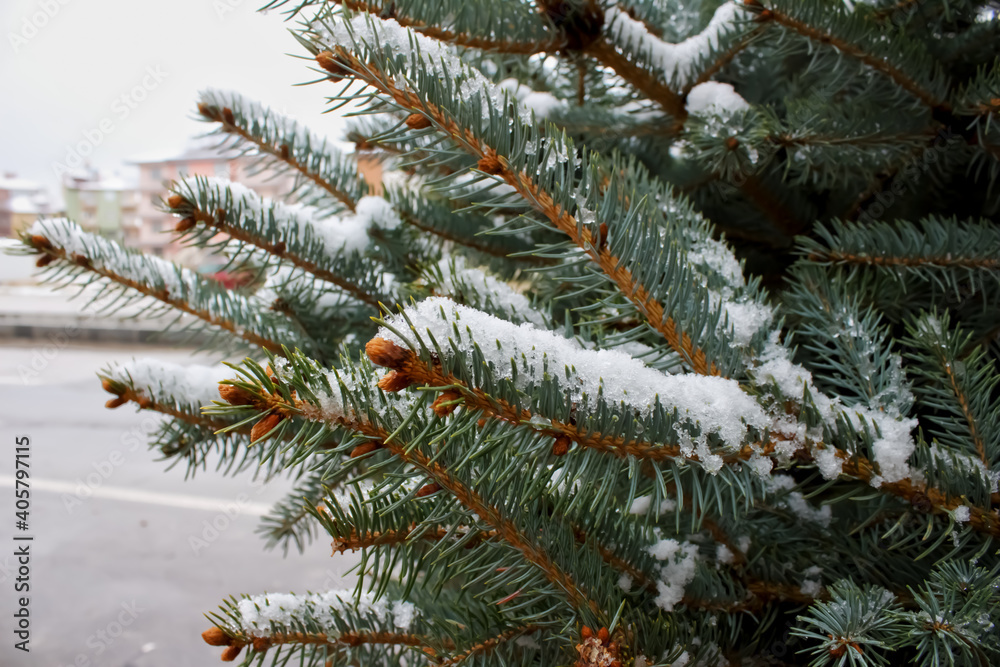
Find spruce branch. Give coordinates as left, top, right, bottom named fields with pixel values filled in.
left=583, top=37, right=687, bottom=121
left=904, top=312, right=1000, bottom=469
left=363, top=335, right=776, bottom=471
left=255, top=370, right=608, bottom=620
left=325, top=0, right=565, bottom=54
left=746, top=0, right=949, bottom=111
left=315, top=43, right=724, bottom=374
left=204, top=625, right=445, bottom=663
left=434, top=625, right=539, bottom=667
left=197, top=90, right=368, bottom=212
left=802, top=218, right=1000, bottom=281
left=22, top=221, right=298, bottom=355
left=167, top=177, right=394, bottom=309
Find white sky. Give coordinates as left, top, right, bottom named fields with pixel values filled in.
left=0, top=0, right=348, bottom=194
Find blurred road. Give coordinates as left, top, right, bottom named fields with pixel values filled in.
left=0, top=340, right=357, bottom=667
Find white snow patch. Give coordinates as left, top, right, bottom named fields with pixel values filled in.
left=235, top=590, right=417, bottom=637
left=686, top=81, right=750, bottom=116
left=604, top=2, right=745, bottom=87
left=378, top=298, right=769, bottom=453
left=648, top=538, right=700, bottom=611
left=105, top=358, right=234, bottom=409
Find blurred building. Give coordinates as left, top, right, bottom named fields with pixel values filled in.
left=62, top=169, right=138, bottom=243
left=131, top=141, right=300, bottom=259
left=0, top=173, right=62, bottom=237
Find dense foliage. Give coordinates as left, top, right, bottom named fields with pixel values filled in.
left=11, top=0, right=1000, bottom=665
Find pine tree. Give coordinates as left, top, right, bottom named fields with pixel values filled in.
left=10, top=0, right=1000, bottom=664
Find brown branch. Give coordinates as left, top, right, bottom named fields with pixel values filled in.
left=368, top=340, right=774, bottom=465
left=104, top=385, right=234, bottom=431
left=31, top=243, right=284, bottom=354
left=330, top=525, right=496, bottom=553
left=585, top=37, right=687, bottom=123
left=198, top=105, right=359, bottom=212
left=834, top=450, right=1000, bottom=538
left=435, top=626, right=538, bottom=667
left=294, top=399, right=604, bottom=619
left=809, top=249, right=999, bottom=271
left=334, top=49, right=719, bottom=375
left=572, top=524, right=821, bottom=612
left=399, top=210, right=554, bottom=266
left=686, top=27, right=764, bottom=92
left=873, top=0, right=922, bottom=20
left=752, top=3, right=945, bottom=110
left=367, top=338, right=1000, bottom=538
left=243, top=629, right=445, bottom=654
left=332, top=0, right=563, bottom=54
left=184, top=206, right=382, bottom=308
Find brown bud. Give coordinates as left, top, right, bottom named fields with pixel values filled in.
left=136, top=395, right=153, bottom=409
left=30, top=234, right=51, bottom=249
left=416, top=483, right=440, bottom=498
left=197, top=102, right=214, bottom=118
left=725, top=136, right=740, bottom=150
left=219, top=383, right=255, bottom=406
left=166, top=194, right=187, bottom=209
left=431, top=390, right=462, bottom=417
left=405, top=113, right=432, bottom=130
left=175, top=217, right=196, bottom=232
left=279, top=144, right=290, bottom=160
left=581, top=626, right=593, bottom=639
left=201, top=627, right=232, bottom=647
left=222, top=107, right=235, bottom=126
left=101, top=378, right=120, bottom=395
left=366, top=337, right=411, bottom=370
left=105, top=396, right=128, bottom=409
left=251, top=636, right=270, bottom=653
left=316, top=50, right=347, bottom=79
left=597, top=627, right=609, bottom=643
left=477, top=418, right=488, bottom=428
left=551, top=435, right=570, bottom=457
left=35, top=254, right=55, bottom=268
left=220, top=644, right=243, bottom=662
left=250, top=412, right=283, bottom=443
left=377, top=370, right=414, bottom=392
left=272, top=241, right=286, bottom=255
left=350, top=442, right=379, bottom=458
left=71, top=253, right=91, bottom=268
left=477, top=154, right=504, bottom=175
left=597, top=222, right=608, bottom=250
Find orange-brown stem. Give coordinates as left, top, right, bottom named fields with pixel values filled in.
left=32, top=243, right=283, bottom=353
left=332, top=49, right=719, bottom=375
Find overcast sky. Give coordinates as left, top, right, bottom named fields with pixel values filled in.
left=0, top=0, right=347, bottom=193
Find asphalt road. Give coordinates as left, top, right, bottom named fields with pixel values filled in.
left=0, top=340, right=357, bottom=666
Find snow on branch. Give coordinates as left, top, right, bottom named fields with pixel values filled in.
left=104, top=358, right=236, bottom=413
left=25, top=218, right=303, bottom=354
left=170, top=176, right=398, bottom=307
left=197, top=88, right=368, bottom=211
left=431, top=256, right=548, bottom=328
left=178, top=176, right=398, bottom=255
left=314, top=13, right=545, bottom=125
left=232, top=590, right=418, bottom=637
left=603, top=2, right=747, bottom=89
left=377, top=297, right=769, bottom=452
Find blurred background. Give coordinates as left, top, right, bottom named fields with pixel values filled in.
left=0, top=1, right=362, bottom=664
